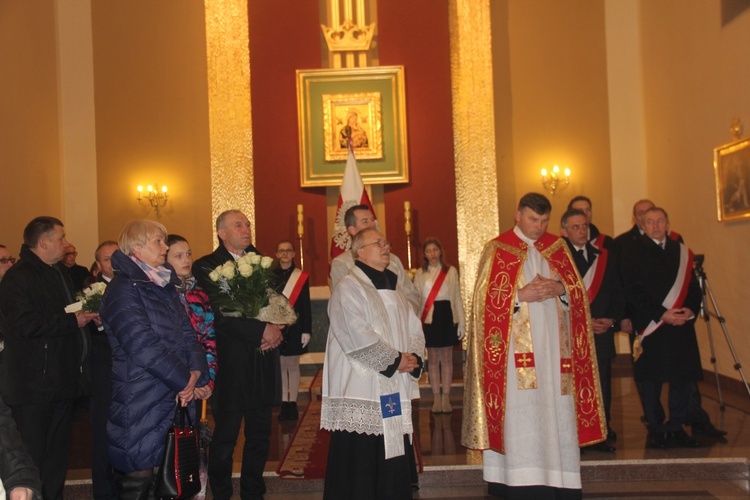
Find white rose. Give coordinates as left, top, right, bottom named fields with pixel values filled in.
left=260, top=256, right=273, bottom=269
left=208, top=269, right=221, bottom=282
left=237, top=254, right=252, bottom=266
left=250, top=254, right=261, bottom=265
left=220, top=262, right=236, bottom=279
left=238, top=262, right=253, bottom=277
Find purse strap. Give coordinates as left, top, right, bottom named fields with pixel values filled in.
left=171, top=402, right=194, bottom=428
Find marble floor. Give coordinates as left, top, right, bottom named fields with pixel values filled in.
left=65, top=356, right=750, bottom=499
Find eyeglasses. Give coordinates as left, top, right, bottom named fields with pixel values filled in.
left=0, top=257, right=16, bottom=264
left=277, top=249, right=294, bottom=254
left=362, top=239, right=391, bottom=249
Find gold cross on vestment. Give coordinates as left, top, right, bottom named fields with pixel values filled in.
left=517, top=354, right=533, bottom=367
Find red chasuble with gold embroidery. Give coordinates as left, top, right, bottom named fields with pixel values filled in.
left=481, top=230, right=605, bottom=453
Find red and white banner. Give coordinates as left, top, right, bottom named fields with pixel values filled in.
left=330, top=149, right=376, bottom=260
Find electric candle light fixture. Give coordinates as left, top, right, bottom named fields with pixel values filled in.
left=540, top=165, right=571, bottom=196
left=136, top=184, right=169, bottom=211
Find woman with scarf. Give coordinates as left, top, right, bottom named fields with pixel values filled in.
left=100, top=220, right=209, bottom=498
left=166, top=234, right=218, bottom=400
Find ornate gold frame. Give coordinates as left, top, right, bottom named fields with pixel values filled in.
left=297, top=66, right=409, bottom=187
left=322, top=91, right=383, bottom=161
left=714, top=136, right=750, bottom=222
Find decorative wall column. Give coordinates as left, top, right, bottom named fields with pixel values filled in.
left=449, top=0, right=500, bottom=314
left=204, top=0, right=255, bottom=244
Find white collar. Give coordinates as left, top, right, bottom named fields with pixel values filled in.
left=513, top=225, right=537, bottom=246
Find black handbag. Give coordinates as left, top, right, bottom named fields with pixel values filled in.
left=154, top=404, right=201, bottom=499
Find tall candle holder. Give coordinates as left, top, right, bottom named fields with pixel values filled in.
left=404, top=201, right=412, bottom=270
left=297, top=204, right=305, bottom=270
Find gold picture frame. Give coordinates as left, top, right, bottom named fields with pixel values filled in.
left=296, top=66, right=409, bottom=187
left=714, top=136, right=750, bottom=222
left=323, top=92, right=382, bottom=161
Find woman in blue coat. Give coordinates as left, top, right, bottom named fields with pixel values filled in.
left=100, top=220, right=209, bottom=498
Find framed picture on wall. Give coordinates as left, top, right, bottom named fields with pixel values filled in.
left=296, top=66, right=409, bottom=187
left=714, top=137, right=750, bottom=222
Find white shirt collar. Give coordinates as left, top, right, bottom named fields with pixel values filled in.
left=513, top=225, right=537, bottom=246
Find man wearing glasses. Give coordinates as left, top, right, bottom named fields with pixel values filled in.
left=322, top=227, right=424, bottom=499
left=61, top=243, right=89, bottom=292
left=329, top=204, right=419, bottom=312
left=0, top=245, right=15, bottom=281
left=0, top=244, right=14, bottom=361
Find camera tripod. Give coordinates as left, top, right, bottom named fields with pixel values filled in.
left=694, top=254, right=750, bottom=410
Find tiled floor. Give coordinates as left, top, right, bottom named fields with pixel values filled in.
left=66, top=357, right=750, bottom=498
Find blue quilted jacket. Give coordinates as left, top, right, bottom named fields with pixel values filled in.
left=100, top=250, right=209, bottom=472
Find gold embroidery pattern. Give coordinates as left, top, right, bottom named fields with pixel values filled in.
left=542, top=239, right=607, bottom=445
left=557, top=298, right=574, bottom=395
left=484, top=325, right=506, bottom=366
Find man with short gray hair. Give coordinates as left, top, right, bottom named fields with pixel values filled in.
left=193, top=209, right=282, bottom=500
left=322, top=227, right=424, bottom=498
left=329, top=205, right=419, bottom=312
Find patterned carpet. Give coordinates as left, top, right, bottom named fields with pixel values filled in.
left=276, top=370, right=329, bottom=479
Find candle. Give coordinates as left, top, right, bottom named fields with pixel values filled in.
left=404, top=201, right=411, bottom=234
left=297, top=204, right=304, bottom=237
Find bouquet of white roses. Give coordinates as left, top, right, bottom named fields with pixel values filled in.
left=77, top=281, right=107, bottom=313
left=207, top=252, right=297, bottom=325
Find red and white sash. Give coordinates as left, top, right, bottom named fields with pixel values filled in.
left=637, top=242, right=694, bottom=341
left=581, top=248, right=608, bottom=304
left=420, top=268, right=448, bottom=323
left=591, top=234, right=607, bottom=251
left=282, top=268, right=309, bottom=307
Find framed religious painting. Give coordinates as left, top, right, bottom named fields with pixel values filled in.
left=713, top=137, right=750, bottom=222
left=296, top=66, right=409, bottom=187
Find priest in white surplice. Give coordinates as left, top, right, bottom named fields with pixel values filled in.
left=462, top=193, right=606, bottom=499
left=322, top=228, right=424, bottom=500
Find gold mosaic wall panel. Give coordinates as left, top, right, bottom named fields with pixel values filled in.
left=449, top=0, right=500, bottom=313
left=204, top=0, right=255, bottom=244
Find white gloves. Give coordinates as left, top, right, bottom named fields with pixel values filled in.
left=301, top=333, right=311, bottom=348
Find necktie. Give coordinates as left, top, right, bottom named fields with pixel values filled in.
left=577, top=248, right=587, bottom=263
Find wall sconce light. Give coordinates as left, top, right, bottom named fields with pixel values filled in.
left=540, top=165, right=570, bottom=196
left=137, top=184, right=169, bottom=211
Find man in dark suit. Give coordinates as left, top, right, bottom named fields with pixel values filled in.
left=561, top=208, right=624, bottom=452
left=622, top=207, right=703, bottom=449
left=62, top=243, right=91, bottom=292
left=615, top=199, right=726, bottom=440
left=192, top=210, right=283, bottom=500
left=0, top=216, right=97, bottom=499
left=567, top=195, right=613, bottom=250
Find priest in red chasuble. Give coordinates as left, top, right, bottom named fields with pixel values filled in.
left=462, top=193, right=606, bottom=499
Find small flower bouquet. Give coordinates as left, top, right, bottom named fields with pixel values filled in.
left=77, top=281, right=107, bottom=313
left=207, top=252, right=297, bottom=326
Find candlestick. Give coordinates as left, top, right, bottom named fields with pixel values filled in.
left=297, top=204, right=305, bottom=270
left=404, top=200, right=412, bottom=270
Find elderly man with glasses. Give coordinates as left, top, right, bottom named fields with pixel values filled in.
left=322, top=227, right=424, bottom=499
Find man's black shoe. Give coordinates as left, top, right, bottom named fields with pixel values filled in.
left=648, top=431, right=668, bottom=449
left=585, top=441, right=616, bottom=453
left=668, top=430, right=701, bottom=448
left=691, top=422, right=727, bottom=438
left=607, top=427, right=617, bottom=443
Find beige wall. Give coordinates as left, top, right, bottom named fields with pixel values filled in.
left=504, top=0, right=614, bottom=234
left=91, top=1, right=213, bottom=257
left=640, top=1, right=750, bottom=380
left=0, top=1, right=63, bottom=249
